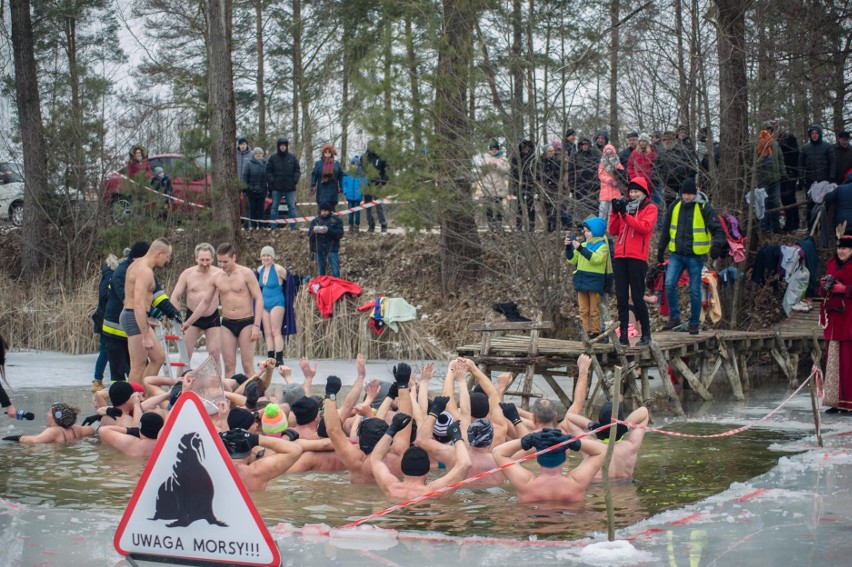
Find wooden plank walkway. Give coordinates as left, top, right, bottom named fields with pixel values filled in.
left=457, top=307, right=825, bottom=415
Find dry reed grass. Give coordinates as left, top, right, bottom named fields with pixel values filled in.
left=0, top=274, right=99, bottom=354
left=274, top=290, right=448, bottom=360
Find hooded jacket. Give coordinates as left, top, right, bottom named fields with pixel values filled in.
left=265, top=137, right=301, bottom=193
left=608, top=178, right=658, bottom=262
left=511, top=140, right=537, bottom=196
left=798, top=125, right=835, bottom=186
left=126, top=145, right=151, bottom=179
left=566, top=217, right=610, bottom=293
left=657, top=191, right=725, bottom=258
left=572, top=139, right=601, bottom=199
left=598, top=144, right=623, bottom=201
left=236, top=141, right=253, bottom=183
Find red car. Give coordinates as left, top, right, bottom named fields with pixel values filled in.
left=101, top=154, right=269, bottom=224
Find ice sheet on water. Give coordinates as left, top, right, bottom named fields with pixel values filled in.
left=556, top=540, right=656, bottom=566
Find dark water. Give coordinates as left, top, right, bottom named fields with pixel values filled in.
left=0, top=388, right=803, bottom=541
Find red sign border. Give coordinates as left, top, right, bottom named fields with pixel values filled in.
left=113, top=391, right=282, bottom=566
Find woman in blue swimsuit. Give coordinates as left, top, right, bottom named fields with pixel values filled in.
left=257, top=246, right=288, bottom=365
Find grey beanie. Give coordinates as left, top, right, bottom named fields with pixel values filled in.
left=253, top=147, right=264, bottom=155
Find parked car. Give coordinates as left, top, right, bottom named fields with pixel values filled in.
left=101, top=154, right=271, bottom=224
left=0, top=168, right=25, bottom=227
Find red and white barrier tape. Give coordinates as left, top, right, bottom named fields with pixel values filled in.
left=116, top=174, right=398, bottom=225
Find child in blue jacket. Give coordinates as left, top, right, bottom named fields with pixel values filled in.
left=342, top=156, right=367, bottom=233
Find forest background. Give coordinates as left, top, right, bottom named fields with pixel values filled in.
left=0, top=0, right=849, bottom=354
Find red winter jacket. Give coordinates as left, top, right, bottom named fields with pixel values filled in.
left=609, top=193, right=658, bottom=262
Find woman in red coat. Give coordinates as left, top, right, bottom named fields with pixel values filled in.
left=820, top=228, right=852, bottom=413
left=609, top=177, right=658, bottom=346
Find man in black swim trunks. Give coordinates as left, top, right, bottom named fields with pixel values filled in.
left=173, top=243, right=223, bottom=366
left=189, top=243, right=263, bottom=377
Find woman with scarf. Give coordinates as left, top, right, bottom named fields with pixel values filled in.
left=819, top=226, right=852, bottom=414
left=608, top=177, right=658, bottom=346
left=755, top=128, right=784, bottom=232
left=311, top=144, right=344, bottom=213
left=598, top=144, right=624, bottom=223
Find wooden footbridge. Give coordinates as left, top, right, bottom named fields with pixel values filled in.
left=456, top=309, right=824, bottom=416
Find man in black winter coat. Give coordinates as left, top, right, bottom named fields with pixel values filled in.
left=309, top=202, right=344, bottom=277
left=265, top=137, right=301, bottom=230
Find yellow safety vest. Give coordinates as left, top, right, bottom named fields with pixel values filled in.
left=669, top=201, right=710, bottom=255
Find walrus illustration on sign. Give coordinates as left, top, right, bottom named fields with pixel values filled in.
left=150, top=432, right=227, bottom=528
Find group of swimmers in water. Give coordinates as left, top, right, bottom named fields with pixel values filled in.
left=3, top=345, right=650, bottom=503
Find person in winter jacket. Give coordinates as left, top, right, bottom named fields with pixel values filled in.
left=236, top=137, right=252, bottom=185
left=598, top=144, right=623, bottom=222
left=755, top=128, right=785, bottom=232
left=825, top=170, right=852, bottom=229
left=363, top=143, right=389, bottom=232
left=265, top=137, right=301, bottom=230
left=657, top=178, right=725, bottom=334
left=91, top=253, right=120, bottom=392
left=242, top=147, right=269, bottom=229
left=511, top=139, right=537, bottom=231
left=481, top=140, right=510, bottom=231
left=799, top=124, right=836, bottom=190
left=150, top=167, right=172, bottom=199
left=126, top=145, right=151, bottom=180
left=594, top=131, right=609, bottom=153
left=619, top=132, right=639, bottom=170
left=655, top=131, right=696, bottom=210
left=834, top=131, right=852, bottom=186
left=609, top=177, right=658, bottom=346
left=539, top=144, right=562, bottom=232
left=627, top=133, right=656, bottom=187
left=777, top=125, right=801, bottom=231
left=572, top=138, right=601, bottom=215
left=565, top=217, right=610, bottom=337
left=309, top=202, right=344, bottom=277
left=342, top=156, right=367, bottom=233
left=311, top=144, right=344, bottom=212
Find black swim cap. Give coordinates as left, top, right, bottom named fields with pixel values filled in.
left=228, top=408, right=256, bottom=431
left=140, top=412, right=164, bottom=439
left=291, top=396, right=319, bottom=425
left=109, top=381, right=134, bottom=407
left=358, top=418, right=388, bottom=454
left=596, top=401, right=629, bottom=442
left=401, top=446, right=430, bottom=477
left=470, top=392, right=490, bottom=419
left=231, top=373, right=249, bottom=386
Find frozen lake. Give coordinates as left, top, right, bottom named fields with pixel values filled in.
left=1, top=351, right=850, bottom=566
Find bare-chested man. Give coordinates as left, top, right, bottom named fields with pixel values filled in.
left=99, top=412, right=164, bottom=458
left=219, top=428, right=303, bottom=491
left=560, top=354, right=649, bottom=479
left=371, top=412, right=471, bottom=502
left=121, top=238, right=173, bottom=385
left=191, top=243, right=263, bottom=377
left=173, top=243, right=222, bottom=364
left=492, top=427, right=606, bottom=503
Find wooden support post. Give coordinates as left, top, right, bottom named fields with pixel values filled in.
left=520, top=314, right=543, bottom=410
left=649, top=340, right=685, bottom=416
left=718, top=338, right=745, bottom=400
left=602, top=365, right=622, bottom=542
left=772, top=329, right=797, bottom=388
left=541, top=372, right=572, bottom=409
left=670, top=356, right=714, bottom=400
left=737, top=352, right=751, bottom=392
left=640, top=367, right=650, bottom=404
left=701, top=357, right=724, bottom=391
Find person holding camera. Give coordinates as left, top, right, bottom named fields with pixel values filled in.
left=656, top=178, right=725, bottom=335
left=609, top=177, right=658, bottom=346
left=819, top=227, right=852, bottom=414
left=565, top=217, right=610, bottom=340
left=309, top=202, right=344, bottom=277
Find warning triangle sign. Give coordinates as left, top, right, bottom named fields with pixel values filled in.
left=114, top=392, right=281, bottom=566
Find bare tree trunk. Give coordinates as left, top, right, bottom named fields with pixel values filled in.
left=292, top=0, right=302, bottom=155
left=525, top=0, right=536, bottom=139
left=383, top=16, right=393, bottom=142
left=510, top=0, right=524, bottom=142
left=11, top=0, right=49, bottom=281
left=436, top=0, right=481, bottom=292
left=674, top=0, right=688, bottom=126
left=715, top=0, right=749, bottom=209
left=341, top=16, right=350, bottom=164
left=542, top=18, right=551, bottom=143
left=609, top=0, right=620, bottom=146
left=404, top=15, right=422, bottom=138
left=206, top=0, right=241, bottom=245
left=255, top=0, right=266, bottom=146
left=476, top=23, right=509, bottom=127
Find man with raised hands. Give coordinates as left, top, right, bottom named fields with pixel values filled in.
left=492, top=427, right=605, bottom=503
left=560, top=353, right=649, bottom=479
left=219, top=428, right=303, bottom=491
left=370, top=411, right=471, bottom=501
